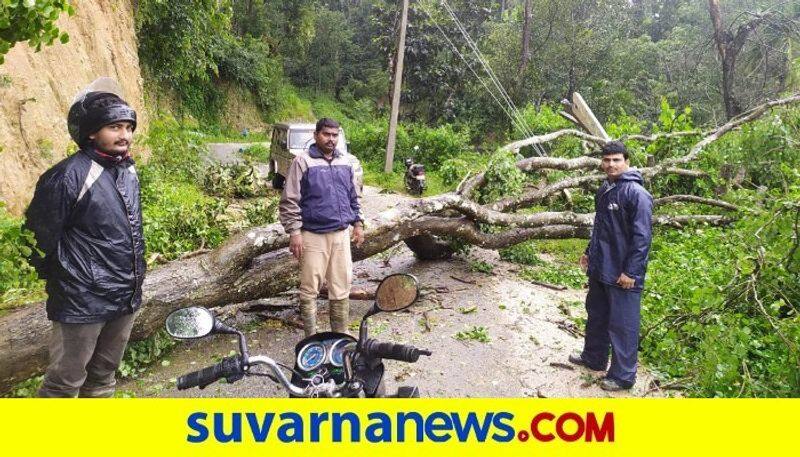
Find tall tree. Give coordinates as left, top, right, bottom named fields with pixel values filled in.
left=520, top=0, right=532, bottom=74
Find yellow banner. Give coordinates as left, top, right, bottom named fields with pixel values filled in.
left=1, top=399, right=796, bottom=456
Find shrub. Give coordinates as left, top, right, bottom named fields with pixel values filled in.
left=215, top=37, right=282, bottom=117
left=0, top=202, right=43, bottom=309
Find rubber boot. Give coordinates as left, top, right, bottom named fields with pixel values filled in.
left=329, top=298, right=350, bottom=334
left=299, top=297, right=318, bottom=337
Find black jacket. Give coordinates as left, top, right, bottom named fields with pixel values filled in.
left=24, top=148, right=146, bottom=323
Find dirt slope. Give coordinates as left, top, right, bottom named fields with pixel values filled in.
left=0, top=0, right=146, bottom=215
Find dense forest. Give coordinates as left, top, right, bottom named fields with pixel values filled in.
left=1, top=0, right=799, bottom=397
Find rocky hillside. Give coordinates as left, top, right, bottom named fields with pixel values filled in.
left=0, top=0, right=146, bottom=215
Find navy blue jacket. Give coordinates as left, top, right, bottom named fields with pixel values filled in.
left=585, top=169, right=653, bottom=291
left=24, top=148, right=146, bottom=323
left=279, top=144, right=363, bottom=235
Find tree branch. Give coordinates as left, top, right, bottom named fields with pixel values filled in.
left=500, top=129, right=608, bottom=153
left=654, top=195, right=739, bottom=211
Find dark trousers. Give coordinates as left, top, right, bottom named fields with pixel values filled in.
left=38, top=312, right=136, bottom=398
left=581, top=277, right=641, bottom=387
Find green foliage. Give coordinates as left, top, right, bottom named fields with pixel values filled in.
left=138, top=116, right=230, bottom=262
left=468, top=259, right=494, bottom=274
left=347, top=120, right=470, bottom=168
left=517, top=264, right=586, bottom=289
left=137, top=1, right=284, bottom=121
left=137, top=0, right=230, bottom=117
left=139, top=116, right=205, bottom=184
left=0, top=202, right=43, bottom=310
left=476, top=150, right=526, bottom=203
left=240, top=144, right=269, bottom=162
left=438, top=157, right=470, bottom=186
left=641, top=186, right=800, bottom=397
left=439, top=153, right=490, bottom=187
left=455, top=325, right=491, bottom=343
left=215, top=37, right=282, bottom=116
left=503, top=239, right=588, bottom=289
left=406, top=124, right=471, bottom=168
left=0, top=0, right=73, bottom=64
left=117, top=330, right=178, bottom=379
left=702, top=106, right=800, bottom=192
left=499, top=241, right=546, bottom=266
left=5, top=374, right=43, bottom=398
left=141, top=179, right=228, bottom=263
left=515, top=104, right=580, bottom=157
left=244, top=198, right=279, bottom=227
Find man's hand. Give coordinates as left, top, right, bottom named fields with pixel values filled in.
left=616, top=273, right=635, bottom=289
left=579, top=254, right=589, bottom=272
left=289, top=233, right=303, bottom=260
left=351, top=224, right=365, bottom=248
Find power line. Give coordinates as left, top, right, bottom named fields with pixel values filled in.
left=418, top=3, right=533, bottom=141
left=438, top=0, right=546, bottom=156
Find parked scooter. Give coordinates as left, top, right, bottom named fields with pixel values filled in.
left=404, top=157, right=426, bottom=196
left=164, top=274, right=431, bottom=398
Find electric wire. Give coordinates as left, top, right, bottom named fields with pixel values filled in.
left=437, top=0, right=546, bottom=155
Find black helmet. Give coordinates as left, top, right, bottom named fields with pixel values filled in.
left=67, top=91, right=137, bottom=145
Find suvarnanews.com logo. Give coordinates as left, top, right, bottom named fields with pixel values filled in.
left=185, top=410, right=615, bottom=444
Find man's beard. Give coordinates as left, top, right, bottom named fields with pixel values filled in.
left=96, top=140, right=129, bottom=156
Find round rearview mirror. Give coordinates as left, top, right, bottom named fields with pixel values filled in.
left=165, top=307, right=215, bottom=339
left=375, top=274, right=419, bottom=312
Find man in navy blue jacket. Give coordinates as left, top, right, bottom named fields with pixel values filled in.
left=569, top=141, right=653, bottom=391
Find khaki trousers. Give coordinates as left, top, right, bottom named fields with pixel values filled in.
left=38, top=312, right=136, bottom=398
left=299, top=229, right=353, bottom=301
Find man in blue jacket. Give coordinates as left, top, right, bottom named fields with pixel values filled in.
left=569, top=141, right=653, bottom=391
left=25, top=86, right=144, bottom=397
left=279, top=118, right=364, bottom=336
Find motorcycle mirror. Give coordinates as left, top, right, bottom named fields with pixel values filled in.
left=165, top=307, right=215, bottom=339
left=374, top=274, right=419, bottom=312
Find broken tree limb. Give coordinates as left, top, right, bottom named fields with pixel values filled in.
left=654, top=195, right=739, bottom=211
left=500, top=129, right=608, bottom=153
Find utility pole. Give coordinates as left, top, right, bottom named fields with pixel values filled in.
left=384, top=0, right=410, bottom=173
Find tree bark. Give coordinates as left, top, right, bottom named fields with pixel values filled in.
left=520, top=0, right=533, bottom=75
left=707, top=0, right=774, bottom=119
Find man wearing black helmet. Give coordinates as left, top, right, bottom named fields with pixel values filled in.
left=24, top=83, right=144, bottom=398
left=569, top=141, right=653, bottom=392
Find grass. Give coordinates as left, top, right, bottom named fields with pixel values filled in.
left=501, top=239, right=589, bottom=289
left=240, top=143, right=270, bottom=162
left=517, top=264, right=586, bottom=289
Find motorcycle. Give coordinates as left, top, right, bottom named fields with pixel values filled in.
left=404, top=157, right=426, bottom=196
left=164, top=273, right=431, bottom=398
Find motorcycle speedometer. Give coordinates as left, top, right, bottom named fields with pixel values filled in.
left=297, top=342, right=327, bottom=372
left=329, top=339, right=356, bottom=367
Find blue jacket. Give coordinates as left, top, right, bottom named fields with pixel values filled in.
left=585, top=169, right=653, bottom=291
left=23, top=148, right=146, bottom=323
left=279, top=144, right=363, bottom=234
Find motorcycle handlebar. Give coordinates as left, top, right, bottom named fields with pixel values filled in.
left=361, top=339, right=432, bottom=363
left=176, top=356, right=244, bottom=390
